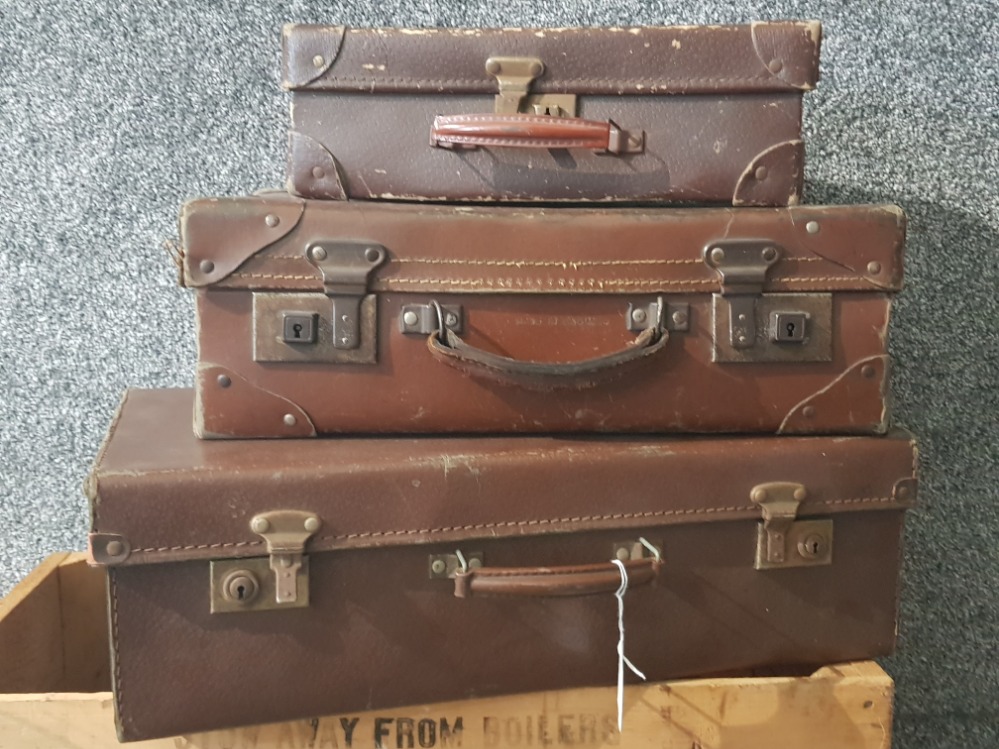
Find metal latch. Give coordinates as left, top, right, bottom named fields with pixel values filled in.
left=251, top=510, right=321, bottom=604
left=751, top=482, right=833, bottom=570
left=306, top=242, right=386, bottom=350
left=486, top=56, right=544, bottom=114
left=428, top=551, right=484, bottom=578
left=703, top=241, right=781, bottom=349
left=485, top=56, right=577, bottom=117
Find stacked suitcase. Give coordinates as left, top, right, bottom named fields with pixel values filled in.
left=86, top=22, right=917, bottom=742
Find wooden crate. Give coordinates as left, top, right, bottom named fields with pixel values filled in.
left=0, top=553, right=894, bottom=748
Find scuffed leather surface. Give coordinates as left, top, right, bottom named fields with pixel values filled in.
left=289, top=93, right=805, bottom=204
left=94, top=390, right=914, bottom=741
left=184, top=198, right=906, bottom=294
left=88, top=389, right=917, bottom=565
left=283, top=23, right=821, bottom=94
left=182, top=199, right=903, bottom=437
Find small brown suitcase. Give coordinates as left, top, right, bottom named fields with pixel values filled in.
left=181, top=194, right=904, bottom=438
left=283, top=22, right=821, bottom=205
left=88, top=389, right=917, bottom=741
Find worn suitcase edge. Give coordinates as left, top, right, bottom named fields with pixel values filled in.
left=281, top=22, right=822, bottom=93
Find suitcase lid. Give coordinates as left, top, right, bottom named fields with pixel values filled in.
left=282, top=23, right=822, bottom=94
left=179, top=196, right=905, bottom=295
left=87, top=389, right=916, bottom=569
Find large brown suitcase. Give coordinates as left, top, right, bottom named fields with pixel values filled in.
left=181, top=194, right=904, bottom=438
left=87, top=389, right=917, bottom=742
left=283, top=22, right=821, bottom=205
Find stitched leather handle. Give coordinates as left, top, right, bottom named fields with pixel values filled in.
left=454, top=558, right=661, bottom=598
left=427, top=324, right=669, bottom=391
left=430, top=114, right=643, bottom=154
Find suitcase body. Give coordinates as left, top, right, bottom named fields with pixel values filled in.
left=283, top=23, right=821, bottom=205
left=181, top=195, right=905, bottom=438
left=88, top=389, right=917, bottom=741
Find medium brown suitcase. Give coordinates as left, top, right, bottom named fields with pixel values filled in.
left=181, top=194, right=904, bottom=438
left=283, top=22, right=821, bottom=205
left=87, top=388, right=917, bottom=741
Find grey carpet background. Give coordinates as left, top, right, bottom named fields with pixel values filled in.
left=1, top=0, right=996, bottom=745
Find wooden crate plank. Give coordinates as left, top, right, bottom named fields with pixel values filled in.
left=55, top=554, right=111, bottom=693
left=0, top=553, right=70, bottom=693
left=0, top=664, right=893, bottom=749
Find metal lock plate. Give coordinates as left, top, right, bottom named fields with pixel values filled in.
left=754, top=519, right=833, bottom=570
left=711, top=293, right=833, bottom=363
left=210, top=556, right=311, bottom=613
left=253, top=293, right=378, bottom=364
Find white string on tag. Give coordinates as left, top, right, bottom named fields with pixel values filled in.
left=611, top=557, right=647, bottom=733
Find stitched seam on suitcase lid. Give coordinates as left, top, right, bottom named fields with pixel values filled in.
left=306, top=75, right=777, bottom=87
left=110, top=570, right=123, bottom=718
left=125, top=496, right=900, bottom=554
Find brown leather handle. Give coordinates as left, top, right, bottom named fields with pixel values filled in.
left=454, top=558, right=661, bottom=598
left=427, top=324, right=669, bottom=391
left=430, top=114, right=643, bottom=154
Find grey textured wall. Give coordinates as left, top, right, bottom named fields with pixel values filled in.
left=1, top=1, right=996, bottom=745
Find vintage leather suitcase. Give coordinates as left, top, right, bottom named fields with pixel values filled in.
left=181, top=194, right=905, bottom=438
left=87, top=389, right=917, bottom=741
left=283, top=22, right=821, bottom=205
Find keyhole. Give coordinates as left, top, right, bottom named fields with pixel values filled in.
left=236, top=584, right=246, bottom=600
left=786, top=322, right=796, bottom=338
left=292, top=323, right=303, bottom=339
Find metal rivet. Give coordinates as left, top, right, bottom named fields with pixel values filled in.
left=402, top=310, right=419, bottom=326
left=304, top=517, right=320, bottom=532
left=106, top=540, right=124, bottom=557
left=217, top=374, right=231, bottom=388
left=793, top=487, right=808, bottom=502
left=867, top=261, right=882, bottom=274
left=365, top=247, right=381, bottom=263
left=312, top=54, right=325, bottom=68
left=797, top=534, right=824, bottom=559
left=431, top=559, right=446, bottom=575
left=310, top=246, right=328, bottom=261
left=737, top=333, right=748, bottom=344
left=528, top=61, right=543, bottom=76
left=738, top=313, right=748, bottom=322
left=802, top=405, right=816, bottom=418
left=768, top=59, right=783, bottom=74
left=283, top=414, right=297, bottom=427
left=265, top=214, right=280, bottom=228
left=755, top=166, right=768, bottom=180
left=199, top=260, right=215, bottom=274
left=485, top=60, right=501, bottom=74
left=468, top=557, right=483, bottom=570
left=312, top=166, right=326, bottom=179
left=444, top=312, right=459, bottom=327
left=709, top=247, right=725, bottom=263
left=861, top=364, right=877, bottom=379
left=671, top=310, right=688, bottom=326
left=751, top=488, right=768, bottom=503
left=863, top=700, right=874, bottom=710
left=897, top=485, right=911, bottom=500
left=615, top=547, right=631, bottom=562
left=806, top=221, right=820, bottom=234
left=631, top=308, right=648, bottom=324
left=762, top=246, right=778, bottom=262
left=250, top=517, right=270, bottom=533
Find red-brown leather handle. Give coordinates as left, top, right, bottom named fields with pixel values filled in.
left=454, top=558, right=661, bottom=599
left=427, top=324, right=669, bottom=392
left=431, top=114, right=640, bottom=154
